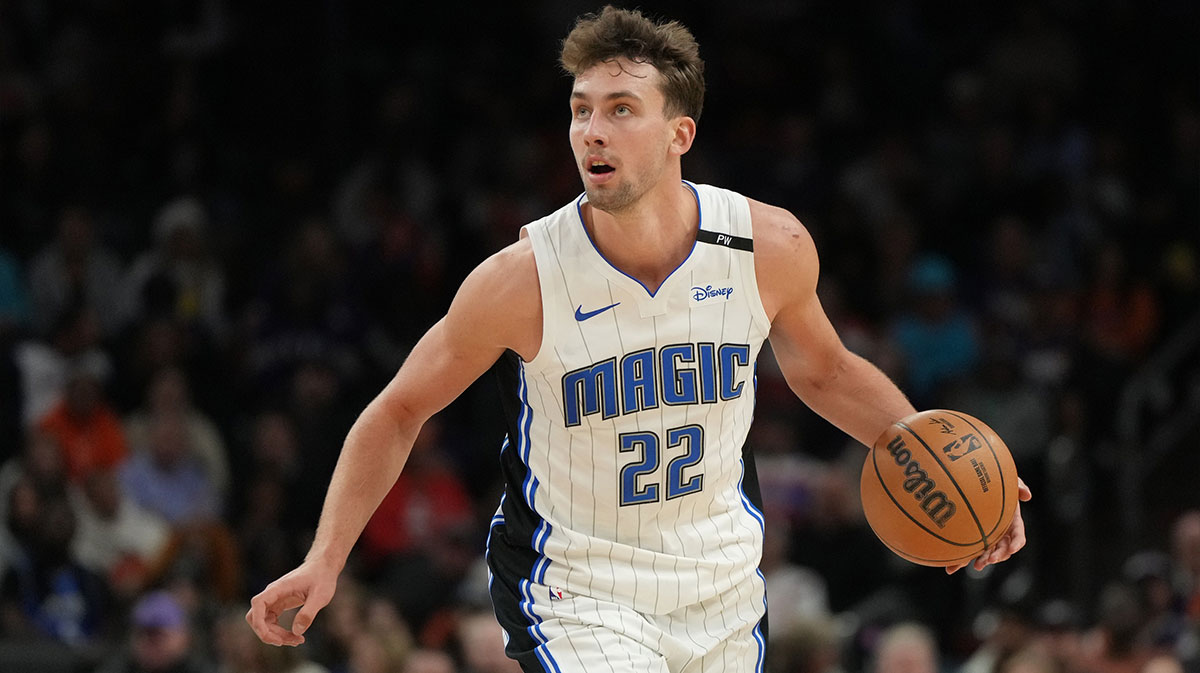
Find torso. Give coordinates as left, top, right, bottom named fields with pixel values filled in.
left=485, top=182, right=775, bottom=614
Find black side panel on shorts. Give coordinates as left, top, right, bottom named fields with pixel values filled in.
left=488, top=350, right=551, bottom=671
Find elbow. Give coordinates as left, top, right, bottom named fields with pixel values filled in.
left=795, top=348, right=854, bottom=398
left=365, top=388, right=426, bottom=445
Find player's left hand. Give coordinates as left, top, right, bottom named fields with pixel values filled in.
left=946, top=478, right=1032, bottom=575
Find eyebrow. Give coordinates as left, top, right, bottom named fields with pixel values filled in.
left=570, top=90, right=643, bottom=103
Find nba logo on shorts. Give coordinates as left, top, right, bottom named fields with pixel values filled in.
left=549, top=586, right=566, bottom=601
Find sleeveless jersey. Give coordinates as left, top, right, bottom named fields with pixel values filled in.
left=487, top=182, right=772, bottom=616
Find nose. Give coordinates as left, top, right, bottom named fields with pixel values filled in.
left=583, top=114, right=608, bottom=147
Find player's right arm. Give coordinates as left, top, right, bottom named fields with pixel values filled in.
left=246, top=237, right=540, bottom=646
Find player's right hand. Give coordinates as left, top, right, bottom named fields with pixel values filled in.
left=245, top=560, right=339, bottom=646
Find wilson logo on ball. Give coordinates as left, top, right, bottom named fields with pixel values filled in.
left=887, top=435, right=957, bottom=527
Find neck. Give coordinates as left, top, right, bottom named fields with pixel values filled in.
left=583, top=180, right=698, bottom=293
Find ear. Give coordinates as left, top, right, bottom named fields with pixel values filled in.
left=669, top=116, right=697, bottom=156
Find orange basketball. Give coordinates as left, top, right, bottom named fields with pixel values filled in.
left=860, top=409, right=1019, bottom=567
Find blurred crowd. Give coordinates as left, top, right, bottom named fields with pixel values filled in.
left=0, top=1, right=1197, bottom=672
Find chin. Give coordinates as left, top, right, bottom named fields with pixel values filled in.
left=586, top=185, right=637, bottom=214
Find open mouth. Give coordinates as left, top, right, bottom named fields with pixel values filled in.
left=588, top=161, right=615, bottom=175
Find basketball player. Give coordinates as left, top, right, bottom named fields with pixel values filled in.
left=246, top=7, right=1033, bottom=671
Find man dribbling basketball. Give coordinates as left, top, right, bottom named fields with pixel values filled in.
left=246, top=7, right=1033, bottom=671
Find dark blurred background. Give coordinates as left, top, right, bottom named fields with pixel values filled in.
left=0, top=1, right=1197, bottom=672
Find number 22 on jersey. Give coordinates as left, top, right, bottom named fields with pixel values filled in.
left=618, top=424, right=705, bottom=505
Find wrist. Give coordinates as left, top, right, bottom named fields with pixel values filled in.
left=305, top=546, right=348, bottom=574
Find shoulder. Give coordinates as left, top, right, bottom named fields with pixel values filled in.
left=747, top=199, right=819, bottom=320
left=748, top=199, right=816, bottom=262
left=461, top=235, right=538, bottom=301
left=447, top=235, right=542, bottom=359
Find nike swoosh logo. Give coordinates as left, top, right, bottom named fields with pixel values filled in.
left=574, top=302, right=621, bottom=321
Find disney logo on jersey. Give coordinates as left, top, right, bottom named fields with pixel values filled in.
left=691, top=284, right=734, bottom=302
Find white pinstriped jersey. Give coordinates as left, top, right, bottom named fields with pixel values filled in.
left=488, top=181, right=771, bottom=617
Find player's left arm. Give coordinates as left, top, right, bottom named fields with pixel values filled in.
left=749, top=199, right=1030, bottom=573
left=751, top=199, right=914, bottom=445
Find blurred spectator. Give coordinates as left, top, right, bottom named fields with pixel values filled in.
left=0, top=431, right=69, bottom=583
left=0, top=486, right=109, bottom=646
left=37, top=365, right=127, bottom=483
left=69, top=468, right=172, bottom=600
left=14, top=304, right=112, bottom=427
left=1022, top=278, right=1079, bottom=390
left=1142, top=655, right=1186, bottom=673
left=838, top=134, right=920, bottom=235
left=360, top=417, right=474, bottom=631
left=285, top=359, right=361, bottom=531
left=212, top=606, right=327, bottom=673
left=1, top=115, right=58, bottom=258
left=1079, top=583, right=1155, bottom=673
left=1076, top=240, right=1164, bottom=449
left=1170, top=511, right=1200, bottom=620
left=121, top=197, right=228, bottom=341
left=961, top=603, right=1037, bottom=673
left=888, top=254, right=981, bottom=407
left=305, top=578, right=414, bottom=673
left=1032, top=600, right=1086, bottom=673
left=0, top=247, right=30, bottom=333
left=119, top=412, right=241, bottom=602
left=236, top=411, right=307, bottom=594
left=350, top=203, right=449, bottom=374
left=768, top=616, right=844, bottom=673
left=1122, top=551, right=1190, bottom=653
left=1156, top=242, right=1199, bottom=334
left=752, top=414, right=822, bottom=526
left=112, top=312, right=224, bottom=417
left=120, top=412, right=220, bottom=525
left=997, top=646, right=1063, bottom=673
left=241, top=219, right=365, bottom=403
left=401, top=649, right=456, bottom=673
left=97, top=590, right=213, bottom=673
left=125, top=367, right=231, bottom=501
left=1082, top=241, right=1161, bottom=365
left=28, top=206, right=124, bottom=338
left=346, top=600, right=413, bottom=673
left=870, top=622, right=939, bottom=673
left=789, top=447, right=888, bottom=614
left=763, top=520, right=831, bottom=641
left=456, top=610, right=521, bottom=673
left=0, top=430, right=68, bottom=527
left=976, top=216, right=1038, bottom=340
left=945, top=327, right=1052, bottom=465
left=0, top=247, right=29, bottom=463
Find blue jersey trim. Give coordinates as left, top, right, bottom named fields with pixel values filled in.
left=516, top=361, right=557, bottom=588
left=520, top=579, right=564, bottom=673
left=753, top=569, right=767, bottom=673
left=738, top=458, right=766, bottom=534
left=517, top=363, right=539, bottom=509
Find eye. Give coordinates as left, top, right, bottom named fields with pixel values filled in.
left=574, top=106, right=591, bottom=119
left=615, top=105, right=632, bottom=116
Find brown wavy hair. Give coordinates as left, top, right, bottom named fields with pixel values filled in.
left=560, top=6, right=705, bottom=122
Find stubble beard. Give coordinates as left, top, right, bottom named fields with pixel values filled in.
left=583, top=153, right=666, bottom=215
left=585, top=181, right=638, bottom=214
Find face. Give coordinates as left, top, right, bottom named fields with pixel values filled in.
left=569, top=58, right=690, bottom=214
left=149, top=415, right=190, bottom=468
